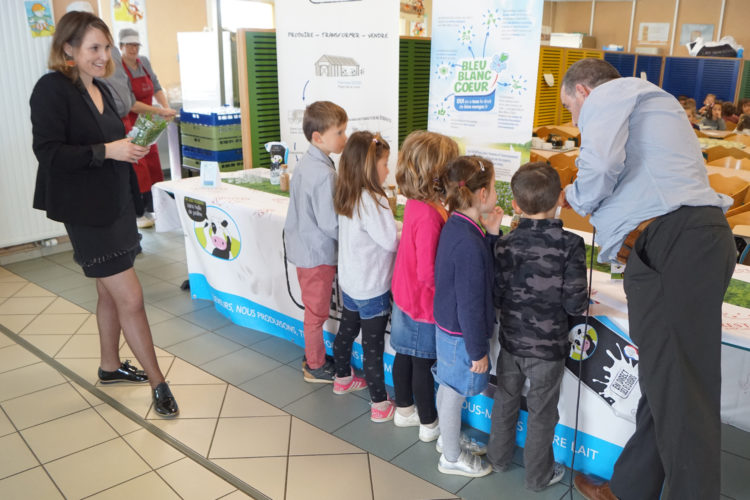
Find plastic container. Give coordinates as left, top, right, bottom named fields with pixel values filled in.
left=183, top=157, right=243, bottom=172
left=182, top=145, right=242, bottom=163
left=180, top=107, right=241, bottom=126
left=180, top=122, right=241, bottom=140
left=181, top=134, right=243, bottom=151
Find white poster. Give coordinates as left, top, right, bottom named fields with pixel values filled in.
left=274, top=0, right=400, bottom=173
left=111, top=0, right=149, bottom=57
left=428, top=0, right=543, bottom=181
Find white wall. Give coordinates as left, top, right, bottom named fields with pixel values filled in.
left=0, top=2, right=67, bottom=248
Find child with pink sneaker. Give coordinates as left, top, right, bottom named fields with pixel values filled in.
left=390, top=131, right=458, bottom=441
left=332, top=131, right=399, bottom=422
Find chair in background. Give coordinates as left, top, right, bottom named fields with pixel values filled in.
left=726, top=121, right=738, bottom=132
left=726, top=134, right=750, bottom=148
left=707, top=173, right=750, bottom=210
left=705, top=146, right=750, bottom=164
left=706, top=157, right=750, bottom=170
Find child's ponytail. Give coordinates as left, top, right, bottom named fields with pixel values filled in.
left=335, top=131, right=390, bottom=218
left=442, top=155, right=495, bottom=213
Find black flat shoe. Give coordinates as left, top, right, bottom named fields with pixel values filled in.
left=153, top=382, right=179, bottom=417
left=98, top=360, right=148, bottom=384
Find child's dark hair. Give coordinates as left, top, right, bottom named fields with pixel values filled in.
left=511, top=162, right=561, bottom=215
left=302, top=101, right=348, bottom=142
left=442, top=155, right=495, bottom=213
left=334, top=131, right=390, bottom=218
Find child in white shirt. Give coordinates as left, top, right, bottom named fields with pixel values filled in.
left=332, top=131, right=398, bottom=422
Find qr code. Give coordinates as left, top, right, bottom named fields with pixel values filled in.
left=611, top=369, right=638, bottom=399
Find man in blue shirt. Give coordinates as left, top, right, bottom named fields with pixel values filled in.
left=561, top=58, right=735, bottom=500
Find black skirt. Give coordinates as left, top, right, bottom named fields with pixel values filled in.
left=65, top=199, right=141, bottom=278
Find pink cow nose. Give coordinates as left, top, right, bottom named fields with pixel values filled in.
left=212, top=236, right=227, bottom=250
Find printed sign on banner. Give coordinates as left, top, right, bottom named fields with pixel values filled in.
left=428, top=0, right=543, bottom=181
left=274, top=0, right=400, bottom=175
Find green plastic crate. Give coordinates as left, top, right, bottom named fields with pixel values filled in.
left=181, top=133, right=243, bottom=151
left=183, top=157, right=243, bottom=172
left=180, top=122, right=242, bottom=140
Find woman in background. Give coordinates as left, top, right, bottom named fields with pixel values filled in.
left=119, top=28, right=176, bottom=228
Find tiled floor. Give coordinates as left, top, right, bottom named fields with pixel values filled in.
left=0, top=228, right=748, bottom=499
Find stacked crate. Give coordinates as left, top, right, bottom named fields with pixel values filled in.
left=180, top=108, right=243, bottom=171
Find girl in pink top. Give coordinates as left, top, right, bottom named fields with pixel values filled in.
left=390, top=131, right=458, bottom=441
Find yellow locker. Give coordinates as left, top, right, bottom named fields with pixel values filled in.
left=534, top=46, right=564, bottom=128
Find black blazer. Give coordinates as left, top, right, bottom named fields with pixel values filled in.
left=30, top=71, right=143, bottom=227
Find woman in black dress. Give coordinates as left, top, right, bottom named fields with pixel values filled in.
left=30, top=11, right=178, bottom=417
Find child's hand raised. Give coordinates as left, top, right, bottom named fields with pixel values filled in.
left=480, top=206, right=504, bottom=235
left=470, top=355, right=489, bottom=373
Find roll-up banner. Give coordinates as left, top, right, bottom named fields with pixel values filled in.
left=428, top=0, right=544, bottom=181
left=274, top=0, right=400, bottom=176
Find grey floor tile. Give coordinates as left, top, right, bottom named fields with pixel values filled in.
left=134, top=271, right=163, bottom=288
left=134, top=254, right=178, bottom=272
left=141, top=281, right=183, bottom=304
left=57, top=284, right=99, bottom=306
left=334, top=411, right=419, bottom=461
left=456, top=466, right=582, bottom=500
left=200, top=348, right=281, bottom=386
left=36, top=271, right=90, bottom=294
left=391, top=440, right=472, bottom=494
left=239, top=364, right=326, bottom=408
left=722, top=451, right=750, bottom=499
left=283, top=387, right=370, bottom=434
left=141, top=262, right=188, bottom=281
left=722, top=423, right=750, bottom=460
left=167, top=332, right=242, bottom=366
left=214, top=324, right=269, bottom=347
left=249, top=336, right=305, bottom=364
left=180, top=307, right=232, bottom=332
left=151, top=293, right=213, bottom=317
left=144, top=304, right=175, bottom=325
left=4, top=258, right=56, bottom=274
left=15, top=263, right=77, bottom=284
left=150, top=317, right=207, bottom=348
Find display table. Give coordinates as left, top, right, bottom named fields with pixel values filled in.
left=152, top=174, right=750, bottom=480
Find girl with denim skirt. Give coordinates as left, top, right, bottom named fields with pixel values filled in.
left=333, top=131, right=399, bottom=422
left=432, top=156, right=503, bottom=477
left=390, top=131, right=458, bottom=441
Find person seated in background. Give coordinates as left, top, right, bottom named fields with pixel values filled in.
left=698, top=93, right=716, bottom=117
left=677, top=95, right=688, bottom=108
left=685, top=107, right=700, bottom=130
left=738, top=99, right=750, bottom=118
left=736, top=114, right=750, bottom=135
left=722, top=101, right=739, bottom=124
left=701, top=102, right=726, bottom=130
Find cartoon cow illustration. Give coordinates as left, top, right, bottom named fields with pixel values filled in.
left=204, top=218, right=232, bottom=259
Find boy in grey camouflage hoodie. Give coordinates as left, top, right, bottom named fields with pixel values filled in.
left=487, top=162, right=588, bottom=491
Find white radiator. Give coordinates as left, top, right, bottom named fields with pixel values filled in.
left=0, top=2, right=66, bottom=248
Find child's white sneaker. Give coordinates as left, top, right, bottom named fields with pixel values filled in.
left=418, top=419, right=440, bottom=442
left=436, top=434, right=487, bottom=456
left=393, top=407, right=420, bottom=427
left=438, top=451, right=492, bottom=478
